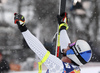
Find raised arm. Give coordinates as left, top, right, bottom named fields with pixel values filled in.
left=14, top=13, right=64, bottom=73
left=57, top=12, right=71, bottom=53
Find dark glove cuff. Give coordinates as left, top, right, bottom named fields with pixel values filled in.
left=17, top=22, right=27, bottom=32
left=59, top=26, right=66, bottom=33
left=18, top=25, right=27, bottom=32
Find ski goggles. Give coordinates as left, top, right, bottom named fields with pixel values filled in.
left=66, top=42, right=92, bottom=63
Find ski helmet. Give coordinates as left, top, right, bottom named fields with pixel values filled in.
left=66, top=40, right=92, bottom=66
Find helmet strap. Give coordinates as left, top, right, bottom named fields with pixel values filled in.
left=71, top=60, right=79, bottom=66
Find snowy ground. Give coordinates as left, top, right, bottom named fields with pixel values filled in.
left=81, top=66, right=100, bottom=73
left=9, top=70, right=46, bottom=73
left=9, top=66, right=100, bottom=73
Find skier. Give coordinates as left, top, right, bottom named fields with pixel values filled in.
left=14, top=12, right=92, bottom=73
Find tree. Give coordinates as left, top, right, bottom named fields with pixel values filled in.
left=33, top=0, right=59, bottom=42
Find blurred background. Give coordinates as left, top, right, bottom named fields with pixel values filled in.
left=0, top=0, right=100, bottom=73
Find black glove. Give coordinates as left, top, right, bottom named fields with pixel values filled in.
left=57, top=12, right=68, bottom=25
left=14, top=13, right=27, bottom=32
left=57, top=12, right=69, bottom=32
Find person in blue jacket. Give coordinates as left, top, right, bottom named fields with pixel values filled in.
left=14, top=12, right=92, bottom=73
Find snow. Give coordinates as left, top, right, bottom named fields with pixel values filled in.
left=9, top=66, right=100, bottom=73
left=81, top=66, right=100, bottom=73
left=9, top=70, right=46, bottom=73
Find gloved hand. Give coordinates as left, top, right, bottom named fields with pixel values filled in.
left=14, top=13, right=27, bottom=32
left=57, top=12, right=69, bottom=32
left=57, top=12, right=69, bottom=25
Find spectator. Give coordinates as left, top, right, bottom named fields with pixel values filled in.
left=0, top=52, right=10, bottom=73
